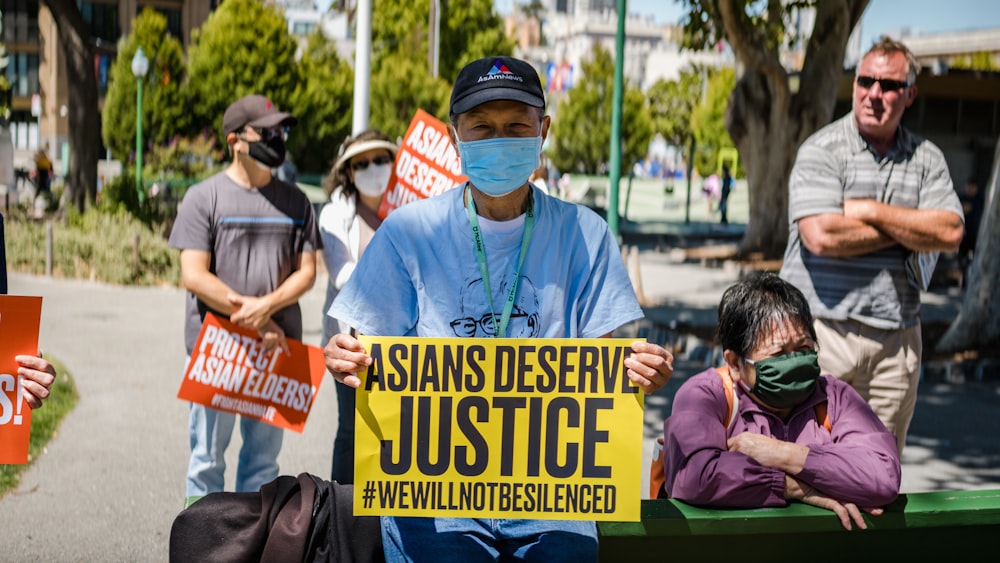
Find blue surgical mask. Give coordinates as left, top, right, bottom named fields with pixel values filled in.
left=457, top=136, right=541, bottom=197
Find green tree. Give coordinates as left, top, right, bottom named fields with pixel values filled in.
left=371, top=0, right=514, bottom=84
left=647, top=66, right=704, bottom=150
left=549, top=44, right=654, bottom=175
left=369, top=49, right=451, bottom=139
left=185, top=0, right=300, bottom=142
left=690, top=66, right=735, bottom=175
left=101, top=8, right=186, bottom=162
left=287, top=29, right=354, bottom=175
left=0, top=11, right=10, bottom=116
left=679, top=0, right=868, bottom=258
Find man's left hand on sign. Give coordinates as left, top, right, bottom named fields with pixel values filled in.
left=228, top=293, right=274, bottom=331
left=15, top=354, right=57, bottom=410
left=625, top=341, right=673, bottom=393
left=324, top=332, right=370, bottom=389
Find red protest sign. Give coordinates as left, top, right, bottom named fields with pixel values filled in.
left=0, top=296, right=43, bottom=465
left=177, top=313, right=326, bottom=433
left=379, top=108, right=467, bottom=218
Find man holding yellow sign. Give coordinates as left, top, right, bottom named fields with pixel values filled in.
left=324, top=56, right=673, bottom=562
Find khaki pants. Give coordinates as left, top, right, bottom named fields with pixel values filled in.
left=813, top=318, right=922, bottom=454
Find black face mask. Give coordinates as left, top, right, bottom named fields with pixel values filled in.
left=247, top=135, right=286, bottom=168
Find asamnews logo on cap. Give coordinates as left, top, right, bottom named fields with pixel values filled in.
left=477, top=60, right=525, bottom=84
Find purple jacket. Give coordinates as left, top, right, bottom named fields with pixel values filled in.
left=662, top=368, right=900, bottom=508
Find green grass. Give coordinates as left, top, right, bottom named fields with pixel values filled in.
left=0, top=356, right=79, bottom=497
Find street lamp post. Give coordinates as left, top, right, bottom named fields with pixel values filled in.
left=131, top=47, right=149, bottom=203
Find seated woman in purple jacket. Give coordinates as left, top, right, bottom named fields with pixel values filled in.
left=662, top=272, right=900, bottom=531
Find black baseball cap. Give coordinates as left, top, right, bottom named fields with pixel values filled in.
left=222, top=94, right=298, bottom=136
left=449, top=56, right=546, bottom=118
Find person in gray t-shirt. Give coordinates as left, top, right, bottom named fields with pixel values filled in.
left=779, top=37, right=963, bottom=454
left=168, top=94, right=321, bottom=504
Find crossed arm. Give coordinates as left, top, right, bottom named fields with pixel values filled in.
left=798, top=201, right=964, bottom=257
left=179, top=249, right=317, bottom=350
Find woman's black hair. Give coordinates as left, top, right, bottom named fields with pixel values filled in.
left=716, top=271, right=816, bottom=358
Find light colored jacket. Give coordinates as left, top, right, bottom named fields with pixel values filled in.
left=319, top=187, right=362, bottom=343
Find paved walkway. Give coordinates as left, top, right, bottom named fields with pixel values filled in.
left=2, top=253, right=998, bottom=561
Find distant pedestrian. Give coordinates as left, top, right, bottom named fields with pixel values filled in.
left=958, top=176, right=983, bottom=278
left=779, top=37, right=964, bottom=454
left=168, top=94, right=321, bottom=506
left=719, top=163, right=733, bottom=224
left=32, top=147, right=53, bottom=201
left=702, top=173, right=720, bottom=217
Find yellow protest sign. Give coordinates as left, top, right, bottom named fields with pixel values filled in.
left=353, top=337, right=644, bottom=522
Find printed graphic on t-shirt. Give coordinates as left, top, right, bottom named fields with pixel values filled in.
left=450, top=276, right=540, bottom=338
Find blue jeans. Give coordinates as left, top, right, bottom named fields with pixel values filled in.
left=186, top=403, right=284, bottom=497
left=381, top=517, right=598, bottom=562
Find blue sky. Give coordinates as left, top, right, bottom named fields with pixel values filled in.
left=492, top=0, right=999, bottom=47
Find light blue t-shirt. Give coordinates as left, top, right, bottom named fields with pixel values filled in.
left=328, top=184, right=642, bottom=339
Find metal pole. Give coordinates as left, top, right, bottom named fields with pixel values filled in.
left=429, top=0, right=440, bottom=78
left=685, top=135, right=695, bottom=224
left=607, top=0, right=626, bottom=238
left=136, top=77, right=144, bottom=202
left=353, top=0, right=373, bottom=135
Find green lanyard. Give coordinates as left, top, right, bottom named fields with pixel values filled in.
left=465, top=187, right=535, bottom=338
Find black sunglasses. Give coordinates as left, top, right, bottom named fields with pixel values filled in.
left=351, top=155, right=392, bottom=171
left=243, top=125, right=287, bottom=140
left=856, top=75, right=910, bottom=92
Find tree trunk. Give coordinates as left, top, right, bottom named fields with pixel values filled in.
left=41, top=0, right=100, bottom=213
left=726, top=70, right=795, bottom=258
left=717, top=0, right=868, bottom=258
left=936, top=138, right=1000, bottom=353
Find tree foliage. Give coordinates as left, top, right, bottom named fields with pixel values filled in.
left=369, top=49, right=451, bottom=139
left=646, top=65, right=704, bottom=150
left=678, top=0, right=868, bottom=257
left=366, top=0, right=514, bottom=135
left=101, top=9, right=186, bottom=162
left=371, top=0, right=514, bottom=83
left=287, top=29, right=354, bottom=175
left=184, top=0, right=300, bottom=141
left=690, top=66, right=735, bottom=175
left=549, top=44, right=654, bottom=175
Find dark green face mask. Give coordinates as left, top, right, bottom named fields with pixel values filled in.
left=745, top=350, right=821, bottom=409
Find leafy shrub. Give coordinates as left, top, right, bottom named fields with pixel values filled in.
left=5, top=206, right=181, bottom=287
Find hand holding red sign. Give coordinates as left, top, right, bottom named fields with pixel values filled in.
left=177, top=313, right=326, bottom=433
left=378, top=109, right=468, bottom=218
left=0, top=296, right=43, bottom=465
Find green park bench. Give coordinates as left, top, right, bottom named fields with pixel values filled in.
left=597, top=489, right=1000, bottom=562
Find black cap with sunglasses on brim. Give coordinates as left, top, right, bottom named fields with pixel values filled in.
left=222, top=94, right=298, bottom=137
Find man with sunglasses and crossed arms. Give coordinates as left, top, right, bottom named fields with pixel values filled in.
left=780, top=37, right=964, bottom=454
left=169, top=94, right=321, bottom=505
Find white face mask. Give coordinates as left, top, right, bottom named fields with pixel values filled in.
left=353, top=163, right=393, bottom=197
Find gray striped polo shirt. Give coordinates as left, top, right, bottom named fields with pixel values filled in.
left=779, top=113, right=963, bottom=329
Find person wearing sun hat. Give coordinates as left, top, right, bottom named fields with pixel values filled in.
left=322, top=56, right=675, bottom=561
left=169, top=94, right=321, bottom=506
left=318, top=128, right=398, bottom=485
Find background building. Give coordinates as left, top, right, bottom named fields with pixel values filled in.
left=4, top=0, right=217, bottom=171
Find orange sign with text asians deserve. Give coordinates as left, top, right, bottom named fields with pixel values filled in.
left=378, top=108, right=467, bottom=218
left=177, top=313, right=326, bottom=433
left=0, top=295, right=43, bottom=465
